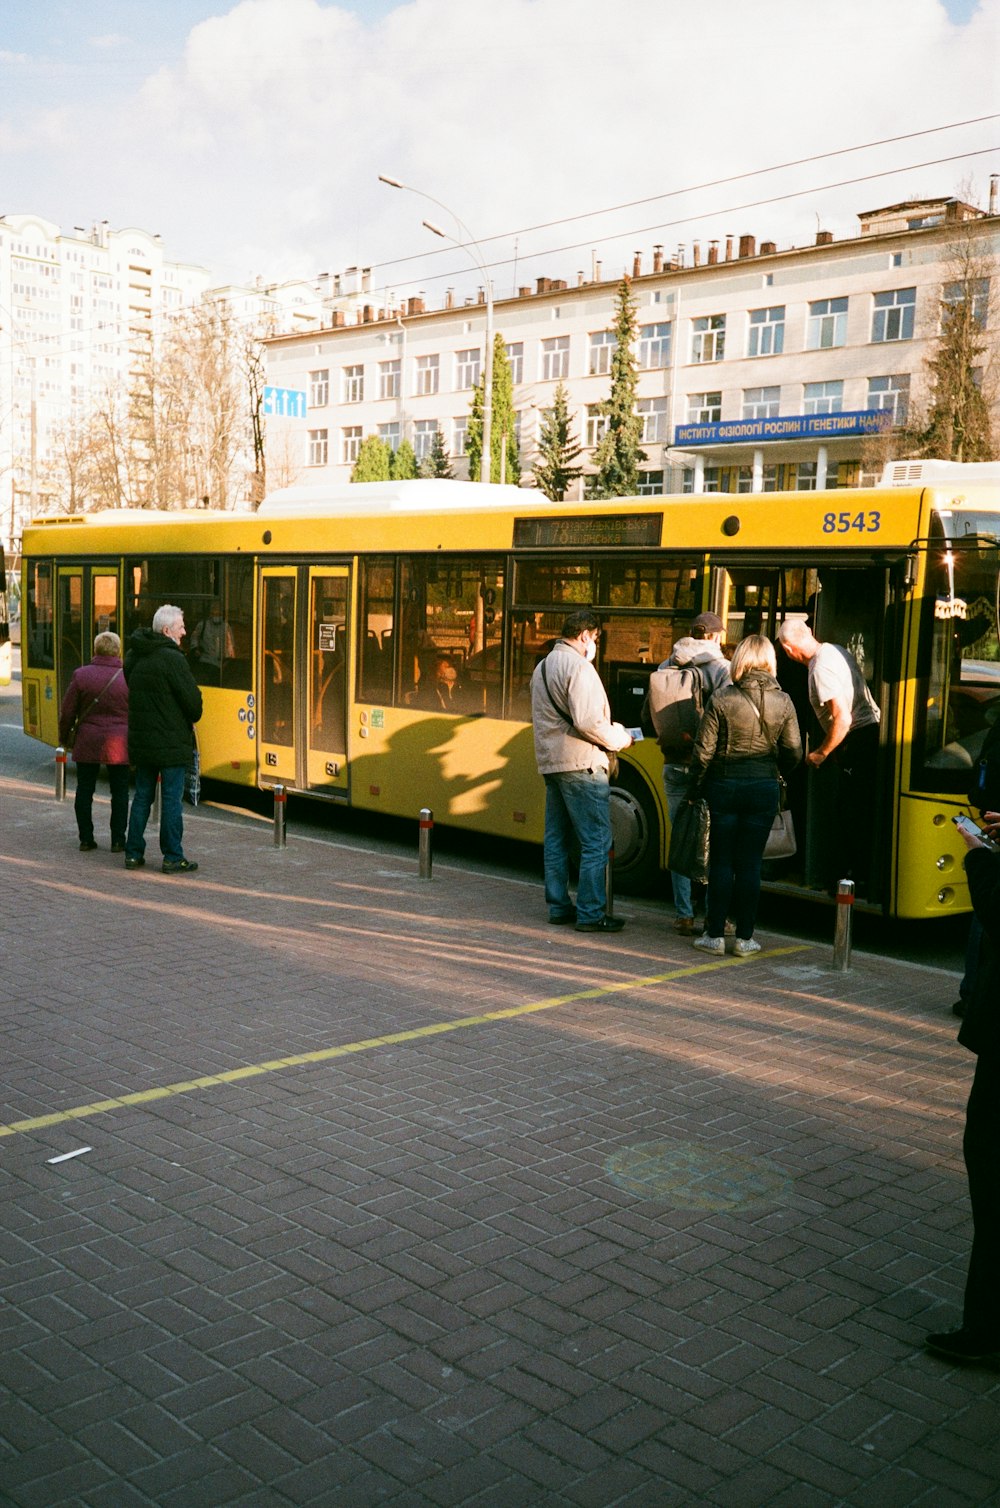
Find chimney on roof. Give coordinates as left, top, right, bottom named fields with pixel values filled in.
left=632, top=251, right=642, bottom=278
left=477, top=287, right=485, bottom=304
left=738, top=235, right=756, bottom=258
left=536, top=276, right=550, bottom=294
left=725, top=235, right=734, bottom=261
left=653, top=244, right=663, bottom=273
left=577, top=270, right=585, bottom=286
left=445, top=288, right=454, bottom=309
left=676, top=245, right=685, bottom=267
left=707, top=241, right=719, bottom=265
left=518, top=286, right=531, bottom=298
left=761, top=240, right=776, bottom=255
left=594, top=259, right=602, bottom=281
left=332, top=310, right=346, bottom=328
left=990, top=174, right=998, bottom=215
left=816, top=229, right=833, bottom=245
left=406, top=296, right=425, bottom=315
left=692, top=240, right=701, bottom=266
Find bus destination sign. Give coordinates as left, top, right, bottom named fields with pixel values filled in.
left=513, top=513, right=662, bottom=549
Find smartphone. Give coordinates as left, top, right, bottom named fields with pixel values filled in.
left=953, top=814, right=998, bottom=848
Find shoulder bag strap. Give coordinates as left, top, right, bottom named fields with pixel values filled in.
left=539, top=657, right=576, bottom=730
left=76, top=667, right=124, bottom=728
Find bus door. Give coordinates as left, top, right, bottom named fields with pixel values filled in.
left=55, top=563, right=120, bottom=705
left=258, top=564, right=350, bottom=797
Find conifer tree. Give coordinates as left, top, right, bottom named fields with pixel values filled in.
left=533, top=382, right=582, bottom=500
left=915, top=233, right=996, bottom=461
left=591, top=276, right=647, bottom=497
left=351, top=434, right=392, bottom=482
left=468, top=334, right=520, bottom=484
left=420, top=427, right=454, bottom=478
left=390, top=438, right=418, bottom=479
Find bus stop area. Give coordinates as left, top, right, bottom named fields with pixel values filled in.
left=1, top=771, right=998, bottom=1507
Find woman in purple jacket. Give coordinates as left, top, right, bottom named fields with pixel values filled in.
left=58, top=631, right=130, bottom=852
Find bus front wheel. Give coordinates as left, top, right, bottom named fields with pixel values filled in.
left=608, top=768, right=662, bottom=893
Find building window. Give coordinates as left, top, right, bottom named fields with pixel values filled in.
left=943, top=277, right=990, bottom=331
left=342, top=426, right=362, bottom=464
left=307, top=429, right=328, bottom=467
left=512, top=411, right=522, bottom=451
left=872, top=287, right=916, bottom=343
left=687, top=391, right=722, bottom=424
left=342, top=364, right=364, bottom=403
left=309, top=368, right=329, bottom=407
left=638, top=322, right=671, bottom=368
left=453, top=417, right=469, bottom=457
left=413, top=419, right=438, bottom=460
left=637, top=470, right=665, bottom=496
left=807, top=296, right=848, bottom=349
left=736, top=465, right=780, bottom=493
left=747, top=306, right=784, bottom=357
left=867, top=374, right=910, bottom=424
left=589, top=330, right=617, bottom=375
left=378, top=421, right=401, bottom=452
left=691, top=314, right=725, bottom=363
left=637, top=397, right=668, bottom=443
left=586, top=404, right=609, bottom=447
left=796, top=462, right=818, bottom=490
left=541, top=336, right=570, bottom=382
left=505, top=342, right=523, bottom=384
left=455, top=348, right=481, bottom=389
left=415, top=354, right=439, bottom=395
left=804, top=380, right=843, bottom=415
left=742, top=386, right=780, bottom=419
left=891, top=252, right=903, bottom=267
left=379, top=359, right=400, bottom=400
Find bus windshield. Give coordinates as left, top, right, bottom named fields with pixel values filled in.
left=913, top=511, right=1000, bottom=791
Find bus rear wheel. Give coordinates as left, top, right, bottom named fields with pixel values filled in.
left=608, top=768, right=662, bottom=893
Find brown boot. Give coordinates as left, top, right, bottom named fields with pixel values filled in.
left=673, top=915, right=695, bottom=936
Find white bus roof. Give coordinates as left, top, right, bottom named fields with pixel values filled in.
left=880, top=460, right=1000, bottom=487
left=258, top=479, right=529, bottom=515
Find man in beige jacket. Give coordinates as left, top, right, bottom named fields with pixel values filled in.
left=530, top=608, right=634, bottom=933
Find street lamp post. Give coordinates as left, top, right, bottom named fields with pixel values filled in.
left=378, top=175, right=493, bottom=484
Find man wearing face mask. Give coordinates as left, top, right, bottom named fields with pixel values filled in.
left=530, top=608, right=634, bottom=933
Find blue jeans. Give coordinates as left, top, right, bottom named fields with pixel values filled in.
left=126, top=764, right=188, bottom=864
left=74, top=762, right=130, bottom=846
left=543, top=769, right=612, bottom=924
left=663, top=763, right=693, bottom=919
left=705, top=776, right=779, bottom=940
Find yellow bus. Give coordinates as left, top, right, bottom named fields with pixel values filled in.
left=20, top=465, right=1000, bottom=920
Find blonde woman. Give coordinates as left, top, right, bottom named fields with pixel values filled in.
left=687, top=635, right=802, bottom=955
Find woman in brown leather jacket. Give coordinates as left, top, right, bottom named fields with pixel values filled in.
left=687, top=634, right=802, bottom=956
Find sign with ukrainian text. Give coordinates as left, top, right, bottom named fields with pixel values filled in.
left=674, top=409, right=893, bottom=447
left=263, top=386, right=307, bottom=419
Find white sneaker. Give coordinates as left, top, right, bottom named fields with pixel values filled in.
left=693, top=934, right=724, bottom=955
left=733, top=938, right=762, bottom=957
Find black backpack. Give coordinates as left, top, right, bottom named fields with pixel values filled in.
left=969, top=716, right=1000, bottom=813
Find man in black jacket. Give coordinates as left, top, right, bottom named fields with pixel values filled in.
left=926, top=813, right=1000, bottom=1365
left=123, top=604, right=203, bottom=874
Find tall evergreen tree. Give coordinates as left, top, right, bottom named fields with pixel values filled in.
left=468, top=334, right=520, bottom=484
left=390, top=438, right=418, bottom=479
left=351, top=433, right=392, bottom=482
left=916, top=235, right=996, bottom=461
left=533, top=382, right=582, bottom=500
left=591, top=276, right=647, bottom=497
left=420, top=427, right=454, bottom=478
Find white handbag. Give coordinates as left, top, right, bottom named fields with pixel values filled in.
left=764, top=809, right=797, bottom=859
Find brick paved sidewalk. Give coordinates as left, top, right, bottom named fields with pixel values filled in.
left=1, top=774, right=997, bottom=1507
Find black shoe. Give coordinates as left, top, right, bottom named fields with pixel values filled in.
left=79, top=840, right=98, bottom=852
left=925, top=1328, right=1000, bottom=1364
left=575, top=916, right=626, bottom=933
left=548, top=908, right=577, bottom=925
left=111, top=842, right=125, bottom=854
left=124, top=856, right=145, bottom=870
left=162, top=859, right=198, bottom=874
left=952, top=1000, right=966, bottom=1018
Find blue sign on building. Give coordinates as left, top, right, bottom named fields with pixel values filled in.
left=263, top=386, right=308, bottom=419
left=674, top=409, right=893, bottom=447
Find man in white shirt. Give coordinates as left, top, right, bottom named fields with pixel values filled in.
left=778, top=617, right=881, bottom=891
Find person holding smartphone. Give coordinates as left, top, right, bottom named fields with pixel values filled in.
left=926, top=810, right=1000, bottom=1365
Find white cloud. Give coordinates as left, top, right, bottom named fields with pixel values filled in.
left=4, top=0, right=1000, bottom=291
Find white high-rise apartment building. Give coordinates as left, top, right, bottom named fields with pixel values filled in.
left=263, top=190, right=1000, bottom=496
left=0, top=214, right=214, bottom=547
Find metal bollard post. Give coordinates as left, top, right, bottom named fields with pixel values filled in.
left=833, top=878, right=854, bottom=971
left=418, top=807, right=433, bottom=880
left=151, top=774, right=162, bottom=831
left=273, top=784, right=287, bottom=848
left=55, top=746, right=68, bottom=801
left=605, top=844, right=615, bottom=919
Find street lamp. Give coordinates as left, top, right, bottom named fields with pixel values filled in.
left=378, top=175, right=493, bottom=484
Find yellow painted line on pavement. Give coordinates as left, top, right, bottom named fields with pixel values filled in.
left=0, top=946, right=811, bottom=1139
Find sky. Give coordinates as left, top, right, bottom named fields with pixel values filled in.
left=1, top=0, right=998, bottom=311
